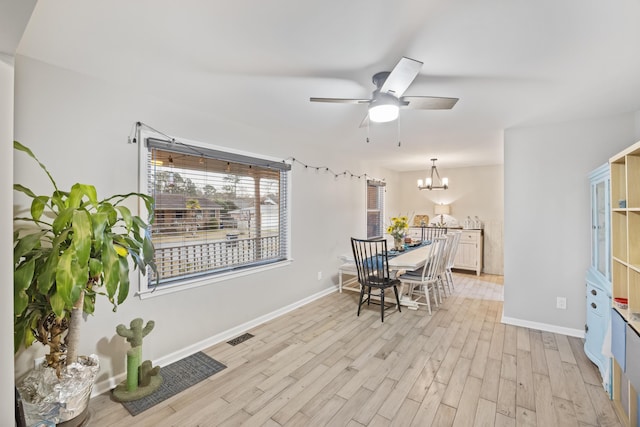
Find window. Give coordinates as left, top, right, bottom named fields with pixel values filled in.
left=141, top=137, right=290, bottom=291
left=366, top=180, right=385, bottom=239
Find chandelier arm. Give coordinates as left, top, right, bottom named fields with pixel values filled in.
left=432, top=165, right=441, bottom=184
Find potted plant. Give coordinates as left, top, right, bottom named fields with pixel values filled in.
left=387, top=215, right=409, bottom=250
left=13, top=141, right=157, bottom=425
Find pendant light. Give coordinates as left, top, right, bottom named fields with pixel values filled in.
left=417, top=158, right=449, bottom=190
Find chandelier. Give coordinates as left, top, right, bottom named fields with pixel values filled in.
left=417, top=158, right=449, bottom=190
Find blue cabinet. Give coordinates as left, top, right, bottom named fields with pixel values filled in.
left=585, top=163, right=612, bottom=394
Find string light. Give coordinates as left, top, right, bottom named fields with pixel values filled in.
left=286, top=157, right=385, bottom=182
left=131, top=121, right=385, bottom=183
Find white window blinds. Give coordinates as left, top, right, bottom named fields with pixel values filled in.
left=145, top=138, right=290, bottom=286
left=367, top=180, right=385, bottom=239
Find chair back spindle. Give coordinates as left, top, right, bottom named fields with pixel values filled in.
left=422, top=226, right=447, bottom=242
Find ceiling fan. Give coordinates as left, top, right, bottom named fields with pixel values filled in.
left=310, top=57, right=458, bottom=127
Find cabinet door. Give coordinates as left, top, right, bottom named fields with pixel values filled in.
left=454, top=241, right=476, bottom=268
left=584, top=282, right=610, bottom=382
left=593, top=177, right=611, bottom=279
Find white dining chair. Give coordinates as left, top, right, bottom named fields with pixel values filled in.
left=397, top=236, right=447, bottom=314
left=444, top=231, right=462, bottom=293
left=440, top=233, right=460, bottom=300
left=434, top=234, right=453, bottom=299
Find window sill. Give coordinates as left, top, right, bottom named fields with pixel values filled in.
left=136, top=258, right=293, bottom=299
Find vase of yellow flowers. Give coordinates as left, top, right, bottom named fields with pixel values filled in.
left=387, top=216, right=409, bottom=250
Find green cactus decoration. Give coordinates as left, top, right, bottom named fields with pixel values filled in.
left=139, top=360, right=161, bottom=387
left=112, top=318, right=162, bottom=402
left=117, top=318, right=155, bottom=348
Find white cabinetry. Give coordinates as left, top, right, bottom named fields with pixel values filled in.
left=453, top=229, right=483, bottom=276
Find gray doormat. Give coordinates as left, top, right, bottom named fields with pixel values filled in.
left=118, top=351, right=226, bottom=416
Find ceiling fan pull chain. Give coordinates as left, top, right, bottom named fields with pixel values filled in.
left=366, top=120, right=370, bottom=143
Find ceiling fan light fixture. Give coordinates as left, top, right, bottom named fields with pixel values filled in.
left=309, top=57, right=459, bottom=128
left=368, top=93, right=399, bottom=123
left=368, top=104, right=399, bottom=123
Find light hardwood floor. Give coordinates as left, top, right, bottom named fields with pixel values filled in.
left=90, top=273, right=621, bottom=426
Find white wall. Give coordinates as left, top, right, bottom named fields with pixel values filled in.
left=399, top=165, right=504, bottom=274
left=12, top=56, right=395, bottom=391
left=15, top=45, right=640, bottom=401
left=1, top=57, right=16, bottom=427
left=503, top=113, right=639, bottom=334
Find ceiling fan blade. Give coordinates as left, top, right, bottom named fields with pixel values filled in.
left=401, top=96, right=459, bottom=110
left=379, top=57, right=423, bottom=97
left=310, top=97, right=371, bottom=104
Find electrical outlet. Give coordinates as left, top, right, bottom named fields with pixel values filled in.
left=556, top=297, right=567, bottom=310
left=317, top=271, right=322, bottom=280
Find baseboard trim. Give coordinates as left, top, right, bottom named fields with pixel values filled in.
left=501, top=315, right=585, bottom=338
left=92, top=286, right=337, bottom=397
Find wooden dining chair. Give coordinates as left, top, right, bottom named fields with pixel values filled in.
left=350, top=237, right=402, bottom=322
left=397, top=236, right=447, bottom=314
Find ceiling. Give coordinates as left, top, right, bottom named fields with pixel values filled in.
left=7, top=0, right=640, bottom=171
left=0, top=0, right=36, bottom=64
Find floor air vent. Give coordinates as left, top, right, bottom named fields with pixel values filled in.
left=227, top=333, right=254, bottom=346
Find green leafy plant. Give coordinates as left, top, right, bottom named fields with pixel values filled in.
left=13, top=141, right=157, bottom=375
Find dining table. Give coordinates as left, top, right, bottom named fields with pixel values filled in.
left=338, top=242, right=432, bottom=310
